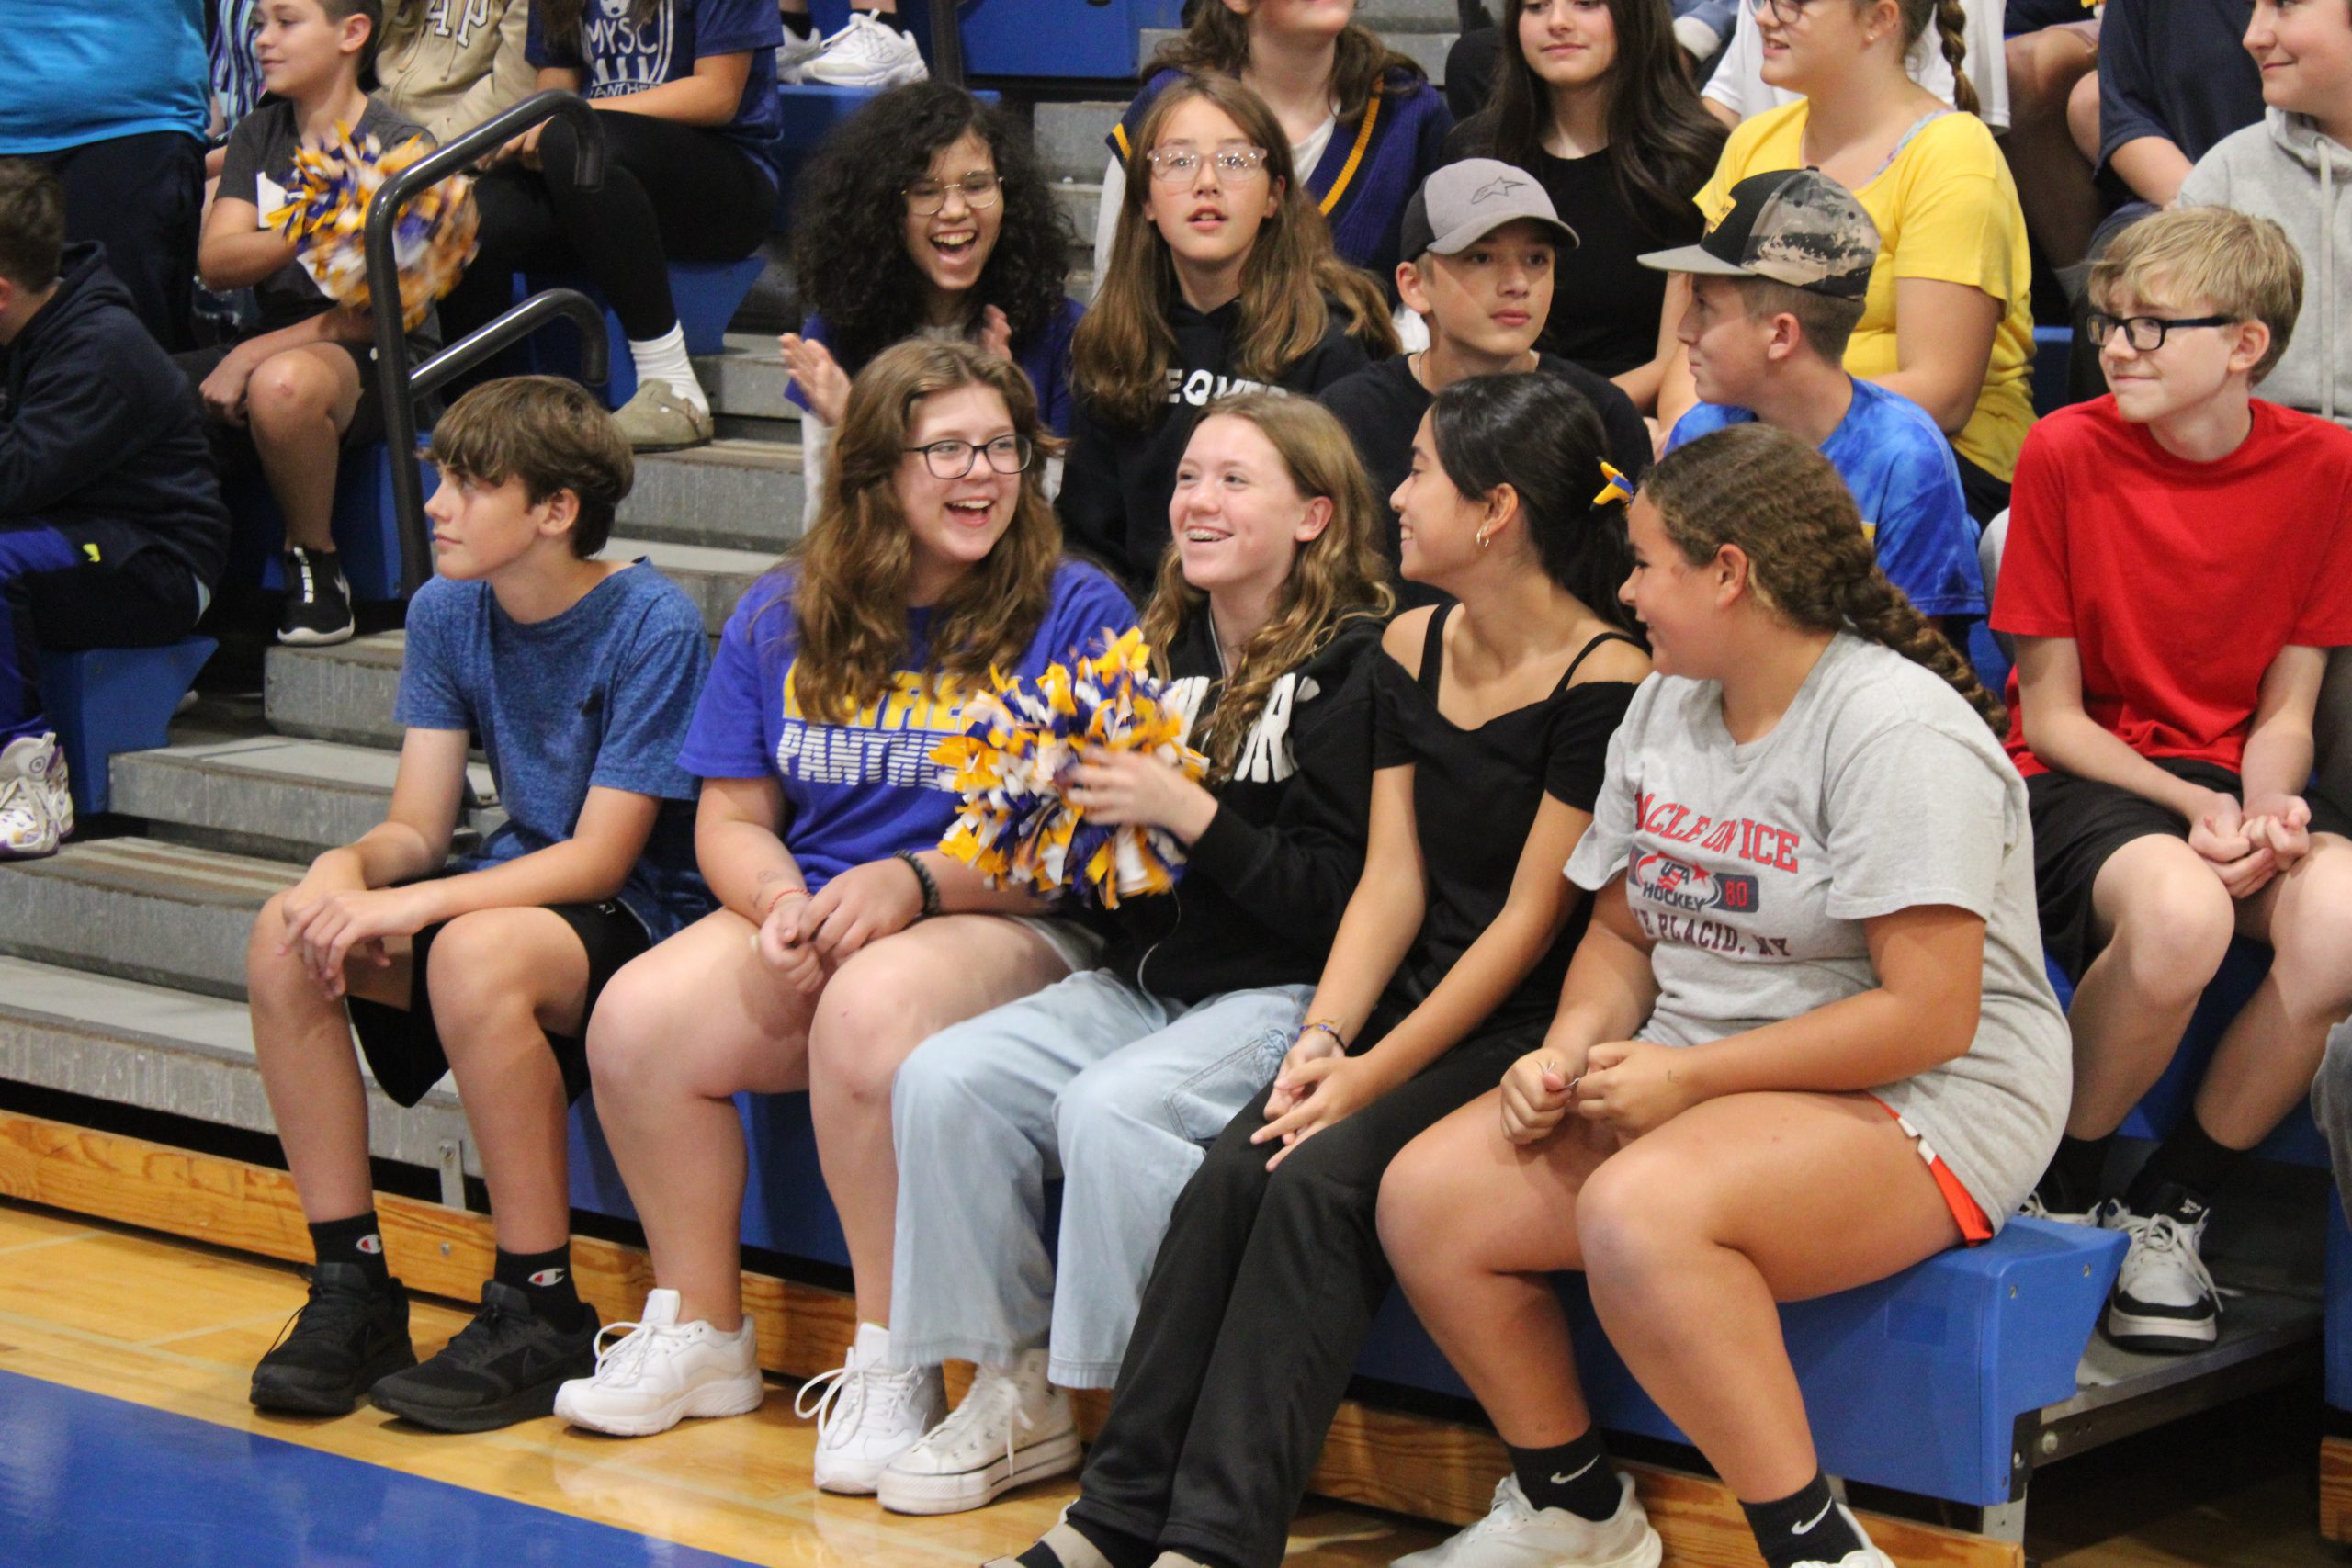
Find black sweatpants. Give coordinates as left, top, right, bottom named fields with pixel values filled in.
left=438, top=108, right=777, bottom=367
left=37, top=130, right=205, bottom=352
left=1067, top=1021, right=1537, bottom=1568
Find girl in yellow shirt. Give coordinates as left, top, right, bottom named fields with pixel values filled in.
left=1658, top=0, right=2033, bottom=520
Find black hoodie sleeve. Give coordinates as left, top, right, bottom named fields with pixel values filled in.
left=1180, top=632, right=1380, bottom=950
left=1055, top=394, right=1134, bottom=585
left=0, top=318, right=186, bottom=518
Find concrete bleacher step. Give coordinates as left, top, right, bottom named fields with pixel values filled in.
left=618, top=439, right=805, bottom=553
left=107, top=736, right=499, bottom=864
left=1035, top=101, right=1127, bottom=185
left=0, top=839, right=300, bottom=1000
left=0, top=955, right=479, bottom=1178
left=696, top=334, right=804, bottom=424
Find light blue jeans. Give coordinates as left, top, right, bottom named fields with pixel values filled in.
left=888, top=969, right=1311, bottom=1388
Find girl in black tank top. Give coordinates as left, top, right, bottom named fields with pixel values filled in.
left=1009, top=376, right=1647, bottom=1568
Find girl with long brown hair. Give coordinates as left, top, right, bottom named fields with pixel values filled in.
left=556, top=340, right=1135, bottom=1483
left=1378, top=423, right=2067, bottom=1568
left=1060, top=73, right=1397, bottom=593
left=1093, top=0, right=1453, bottom=285
left=998, top=372, right=1650, bottom=1568
left=1656, top=0, right=2032, bottom=524
left=875, top=393, right=1395, bottom=1517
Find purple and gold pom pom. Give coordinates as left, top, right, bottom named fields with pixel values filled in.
left=266, top=127, right=479, bottom=333
left=933, top=628, right=1207, bottom=909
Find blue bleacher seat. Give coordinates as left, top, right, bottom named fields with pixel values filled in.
left=2331, top=1193, right=2352, bottom=1413
left=2031, top=325, right=2075, bottom=420
left=770, top=85, right=1004, bottom=235
left=224, top=444, right=436, bottom=604
left=523, top=256, right=767, bottom=409
left=957, top=0, right=1187, bottom=79
left=36, top=638, right=217, bottom=817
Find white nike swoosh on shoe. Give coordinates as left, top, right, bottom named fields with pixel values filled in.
left=1550, top=1455, right=1601, bottom=1485
left=1790, top=1499, right=1836, bottom=1534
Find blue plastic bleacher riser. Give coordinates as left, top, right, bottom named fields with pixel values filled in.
left=954, top=0, right=1189, bottom=79
left=2031, top=325, right=2075, bottom=421
left=523, top=257, right=765, bottom=410
left=223, top=446, right=435, bottom=604
left=2330, top=1191, right=2352, bottom=1414
left=1357, top=1217, right=2122, bottom=1509
left=35, top=639, right=218, bottom=817
left=568, top=1091, right=852, bottom=1269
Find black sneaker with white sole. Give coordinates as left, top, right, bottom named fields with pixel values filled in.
left=2102, top=1184, right=2219, bottom=1354
left=278, top=546, right=356, bottom=646
left=251, top=1262, right=415, bottom=1415
left=370, top=1280, right=598, bottom=1432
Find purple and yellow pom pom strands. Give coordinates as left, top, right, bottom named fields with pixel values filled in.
left=266, top=127, right=480, bottom=333
left=933, top=628, right=1208, bottom=909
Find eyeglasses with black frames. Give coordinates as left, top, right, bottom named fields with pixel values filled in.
left=2084, top=311, right=2238, bottom=353
left=903, top=434, right=1034, bottom=479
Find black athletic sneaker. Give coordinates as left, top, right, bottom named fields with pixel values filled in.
left=251, top=1262, right=415, bottom=1415
left=278, top=547, right=355, bottom=646
left=369, top=1280, right=599, bottom=1432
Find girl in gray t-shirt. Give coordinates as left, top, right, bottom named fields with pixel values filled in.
left=1378, top=424, right=2072, bottom=1568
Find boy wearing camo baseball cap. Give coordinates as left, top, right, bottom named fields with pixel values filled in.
left=1644, top=168, right=1985, bottom=643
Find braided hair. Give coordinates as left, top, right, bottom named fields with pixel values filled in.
left=1641, top=424, right=2003, bottom=734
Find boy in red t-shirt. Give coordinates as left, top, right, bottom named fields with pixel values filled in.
left=1994, top=205, right=2352, bottom=1355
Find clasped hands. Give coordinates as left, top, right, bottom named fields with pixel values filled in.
left=1498, top=1041, right=1698, bottom=1146
left=749, top=857, right=925, bottom=993
left=2191, top=789, right=2312, bottom=901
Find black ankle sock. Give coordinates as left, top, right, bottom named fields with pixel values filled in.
left=781, top=10, right=815, bottom=37
left=2128, top=1116, right=2243, bottom=1215
left=492, top=1245, right=586, bottom=1330
left=2038, top=1133, right=2111, bottom=1213
left=1510, top=1427, right=1622, bottom=1521
left=855, top=6, right=908, bottom=30
left=309, top=1212, right=389, bottom=1283
left=1742, top=1473, right=1865, bottom=1568
left=1038, top=1517, right=1153, bottom=1568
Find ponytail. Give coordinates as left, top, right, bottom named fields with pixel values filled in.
left=1642, top=423, right=2003, bottom=734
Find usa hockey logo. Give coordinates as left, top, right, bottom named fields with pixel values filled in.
left=1631, top=852, right=1760, bottom=914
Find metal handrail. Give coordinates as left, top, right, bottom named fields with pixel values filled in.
left=364, top=90, right=611, bottom=597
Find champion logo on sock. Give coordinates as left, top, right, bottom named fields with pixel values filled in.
left=356, top=1235, right=383, bottom=1255
left=527, top=1268, right=567, bottom=1287
left=1790, top=1499, right=1836, bottom=1535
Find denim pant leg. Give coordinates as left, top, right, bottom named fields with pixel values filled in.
left=888, top=970, right=1171, bottom=1372
left=1047, top=982, right=1313, bottom=1388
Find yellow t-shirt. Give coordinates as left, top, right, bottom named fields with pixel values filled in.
left=1696, top=101, right=2035, bottom=482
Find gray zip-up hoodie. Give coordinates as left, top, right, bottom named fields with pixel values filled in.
left=2182, top=107, right=2350, bottom=426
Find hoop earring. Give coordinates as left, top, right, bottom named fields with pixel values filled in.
left=1476, top=527, right=1494, bottom=549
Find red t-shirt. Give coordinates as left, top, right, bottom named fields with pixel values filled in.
left=1993, top=396, right=2352, bottom=777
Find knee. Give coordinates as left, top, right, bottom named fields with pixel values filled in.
left=245, top=891, right=311, bottom=1000
left=809, top=974, right=918, bottom=1111
left=1374, top=1137, right=1456, bottom=1269
left=1051, top=1057, right=1149, bottom=1157
left=1575, top=1153, right=1701, bottom=1285
left=2107, top=868, right=2234, bottom=993
left=582, top=954, right=671, bottom=1091
left=422, top=912, right=538, bottom=1043
left=245, top=354, right=331, bottom=432
left=2266, top=853, right=2352, bottom=1002
left=890, top=1029, right=997, bottom=1135
left=2065, top=68, right=2103, bottom=153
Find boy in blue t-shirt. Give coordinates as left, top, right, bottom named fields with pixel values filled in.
left=243, top=376, right=713, bottom=1433
left=1645, top=168, right=1985, bottom=643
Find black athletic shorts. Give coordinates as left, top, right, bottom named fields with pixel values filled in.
left=2026, top=756, right=2350, bottom=981
left=345, top=898, right=650, bottom=1109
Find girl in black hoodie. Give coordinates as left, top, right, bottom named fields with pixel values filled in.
left=876, top=393, right=1393, bottom=1517
left=1058, top=73, right=1397, bottom=597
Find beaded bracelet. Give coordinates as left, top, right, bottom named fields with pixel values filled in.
left=893, top=850, right=942, bottom=919
left=1302, top=1018, right=1347, bottom=1050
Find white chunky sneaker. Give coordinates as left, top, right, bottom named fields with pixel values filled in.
left=552, top=1288, right=763, bottom=1436
left=796, top=1322, right=945, bottom=1494
left=1790, top=1506, right=1898, bottom=1568
left=2018, top=1192, right=2123, bottom=1228
left=2102, top=1186, right=2220, bottom=1354
left=877, top=1348, right=1080, bottom=1516
left=777, top=27, right=826, bottom=83
left=803, top=11, right=929, bottom=86
left=0, top=733, right=70, bottom=860
left=1392, top=1474, right=1660, bottom=1568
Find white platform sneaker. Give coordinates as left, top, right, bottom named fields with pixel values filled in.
left=1392, top=1474, right=1661, bottom=1568
left=552, top=1288, right=763, bottom=1436
left=796, top=1322, right=945, bottom=1494
left=0, top=731, right=71, bottom=861
left=878, top=1348, right=1080, bottom=1515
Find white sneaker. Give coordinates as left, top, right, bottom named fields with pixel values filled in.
left=0, top=732, right=70, bottom=860
left=1790, top=1506, right=1898, bottom=1568
left=795, top=1322, right=946, bottom=1494
left=2018, top=1192, right=2123, bottom=1228
left=877, top=1348, right=1080, bottom=1516
left=803, top=11, right=929, bottom=86
left=777, top=26, right=826, bottom=83
left=1392, top=1474, right=1660, bottom=1568
left=2102, top=1188, right=2220, bottom=1353
left=551, top=1288, right=764, bottom=1437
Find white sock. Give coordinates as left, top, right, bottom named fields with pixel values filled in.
left=627, top=324, right=709, bottom=416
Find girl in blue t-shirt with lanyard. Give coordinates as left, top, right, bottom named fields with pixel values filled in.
left=556, top=340, right=1135, bottom=1452
left=436, top=0, right=785, bottom=451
